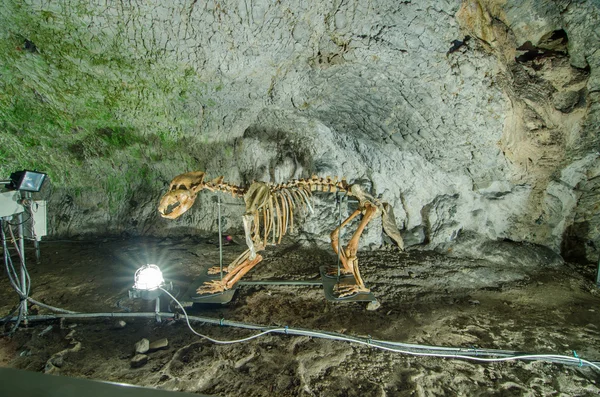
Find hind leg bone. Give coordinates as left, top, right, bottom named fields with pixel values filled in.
left=334, top=203, right=379, bottom=297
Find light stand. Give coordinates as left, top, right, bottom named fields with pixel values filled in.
left=18, top=211, right=27, bottom=322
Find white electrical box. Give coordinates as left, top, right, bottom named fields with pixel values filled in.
left=29, top=200, right=47, bottom=241
left=0, top=191, right=24, bottom=218
left=0, top=191, right=47, bottom=240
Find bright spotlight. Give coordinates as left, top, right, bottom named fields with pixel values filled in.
left=6, top=170, right=47, bottom=192
left=133, top=264, right=164, bottom=291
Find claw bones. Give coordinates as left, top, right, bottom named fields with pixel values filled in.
left=158, top=172, right=405, bottom=298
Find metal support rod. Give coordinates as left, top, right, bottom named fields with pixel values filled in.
left=24, top=192, right=41, bottom=264
left=336, top=193, right=343, bottom=280
left=216, top=201, right=245, bottom=207
left=155, top=297, right=161, bottom=323
left=238, top=280, right=322, bottom=286
left=34, top=240, right=41, bottom=264
left=218, top=195, right=223, bottom=280
left=597, top=252, right=600, bottom=288
left=17, top=212, right=28, bottom=324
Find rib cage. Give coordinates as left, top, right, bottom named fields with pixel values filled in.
left=250, top=176, right=351, bottom=247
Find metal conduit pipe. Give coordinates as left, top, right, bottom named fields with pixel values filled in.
left=8, top=311, right=600, bottom=370
left=238, top=280, right=322, bottom=286
left=26, top=298, right=76, bottom=314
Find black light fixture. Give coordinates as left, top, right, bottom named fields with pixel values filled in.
left=6, top=170, right=47, bottom=192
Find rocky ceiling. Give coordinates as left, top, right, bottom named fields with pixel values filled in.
left=0, top=0, right=598, bottom=262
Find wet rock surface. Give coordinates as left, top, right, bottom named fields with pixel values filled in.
left=0, top=238, right=599, bottom=396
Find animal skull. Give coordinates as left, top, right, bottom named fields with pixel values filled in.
left=158, top=171, right=206, bottom=219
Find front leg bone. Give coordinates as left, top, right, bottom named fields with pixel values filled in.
left=207, top=249, right=252, bottom=275
left=197, top=253, right=264, bottom=294
left=242, top=213, right=257, bottom=260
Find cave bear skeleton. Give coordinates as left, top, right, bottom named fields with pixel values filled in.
left=158, top=171, right=404, bottom=297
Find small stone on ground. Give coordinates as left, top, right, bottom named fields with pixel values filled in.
left=130, top=354, right=148, bottom=368
left=134, top=338, right=150, bottom=354
left=149, top=338, right=168, bottom=351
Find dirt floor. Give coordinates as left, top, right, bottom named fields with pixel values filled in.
left=1, top=236, right=600, bottom=396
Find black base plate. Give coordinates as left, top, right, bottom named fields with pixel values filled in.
left=179, top=265, right=376, bottom=305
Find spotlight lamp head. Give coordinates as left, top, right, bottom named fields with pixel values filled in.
left=6, top=170, right=47, bottom=192
left=133, top=264, right=164, bottom=291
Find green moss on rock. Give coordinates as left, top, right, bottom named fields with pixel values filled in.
left=0, top=0, right=210, bottom=218
left=1, top=2, right=205, bottom=168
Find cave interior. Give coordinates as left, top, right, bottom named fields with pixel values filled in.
left=1, top=1, right=600, bottom=396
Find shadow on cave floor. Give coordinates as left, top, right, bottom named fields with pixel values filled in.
left=1, top=236, right=599, bottom=396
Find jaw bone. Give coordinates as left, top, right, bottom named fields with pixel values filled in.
left=158, top=189, right=197, bottom=219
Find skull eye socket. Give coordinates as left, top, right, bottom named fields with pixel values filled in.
left=169, top=184, right=187, bottom=191
left=164, top=201, right=181, bottom=215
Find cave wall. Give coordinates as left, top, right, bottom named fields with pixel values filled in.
left=456, top=0, right=600, bottom=261
left=0, top=0, right=598, bottom=261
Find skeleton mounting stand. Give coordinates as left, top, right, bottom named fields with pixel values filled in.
left=181, top=193, right=377, bottom=306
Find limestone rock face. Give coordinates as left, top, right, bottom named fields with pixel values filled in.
left=456, top=0, right=600, bottom=260
left=1, top=1, right=599, bottom=261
